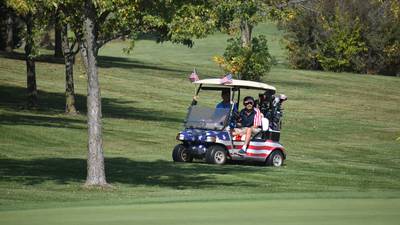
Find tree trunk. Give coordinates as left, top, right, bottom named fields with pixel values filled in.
left=25, top=13, right=38, bottom=108
left=40, top=31, right=52, bottom=49
left=5, top=12, right=13, bottom=53
left=82, top=0, right=108, bottom=187
left=240, top=20, right=252, bottom=48
left=54, top=12, right=63, bottom=57
left=61, top=24, right=78, bottom=115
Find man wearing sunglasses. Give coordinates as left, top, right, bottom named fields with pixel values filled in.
left=234, top=96, right=262, bottom=154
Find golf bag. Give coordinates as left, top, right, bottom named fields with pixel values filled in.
left=257, top=91, right=287, bottom=131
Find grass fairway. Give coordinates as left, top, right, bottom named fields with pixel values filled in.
left=1, top=22, right=400, bottom=224
left=1, top=198, right=400, bottom=225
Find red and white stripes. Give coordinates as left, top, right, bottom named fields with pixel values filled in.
left=253, top=107, right=263, bottom=127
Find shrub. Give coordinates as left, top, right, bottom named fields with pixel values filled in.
left=214, top=35, right=275, bottom=81
left=281, top=0, right=400, bottom=76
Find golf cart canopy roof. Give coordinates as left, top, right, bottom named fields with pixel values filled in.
left=194, top=78, right=276, bottom=91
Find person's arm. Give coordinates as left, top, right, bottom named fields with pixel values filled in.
left=236, top=110, right=244, bottom=128
left=191, top=96, right=198, bottom=106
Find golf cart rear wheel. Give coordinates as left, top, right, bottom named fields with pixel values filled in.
left=172, top=144, right=193, bottom=163
left=205, top=145, right=227, bottom=165
left=266, top=150, right=284, bottom=167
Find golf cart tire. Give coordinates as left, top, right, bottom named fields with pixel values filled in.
left=172, top=144, right=193, bottom=163
left=205, top=145, right=227, bottom=165
left=266, top=150, right=284, bottom=167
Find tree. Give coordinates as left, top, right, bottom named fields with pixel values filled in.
left=213, top=0, right=280, bottom=80
left=54, top=10, right=63, bottom=57
left=5, top=9, right=14, bottom=52
left=1, top=3, right=24, bottom=52
left=214, top=35, right=274, bottom=81
left=61, top=23, right=79, bottom=115
left=80, top=0, right=106, bottom=186
left=215, top=0, right=269, bottom=47
left=53, top=0, right=216, bottom=187
left=24, top=11, right=37, bottom=107
left=6, top=0, right=53, bottom=107
left=54, top=1, right=83, bottom=115
left=6, top=1, right=38, bottom=107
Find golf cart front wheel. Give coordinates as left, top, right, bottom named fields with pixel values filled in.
left=205, top=145, right=227, bottom=165
left=266, top=150, right=284, bottom=167
left=172, top=144, right=193, bottom=163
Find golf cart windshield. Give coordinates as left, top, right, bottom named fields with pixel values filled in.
left=185, top=106, right=230, bottom=130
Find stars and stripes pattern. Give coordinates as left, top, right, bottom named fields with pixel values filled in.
left=229, top=140, right=285, bottom=158
left=188, top=68, right=199, bottom=82
left=253, top=107, right=263, bottom=127
left=180, top=130, right=231, bottom=142
left=179, top=128, right=285, bottom=160
left=220, top=73, right=232, bottom=84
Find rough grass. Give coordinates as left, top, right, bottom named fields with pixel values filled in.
left=0, top=22, right=399, bottom=224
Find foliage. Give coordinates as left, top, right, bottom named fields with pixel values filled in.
left=317, top=10, right=367, bottom=72
left=214, top=0, right=267, bottom=35
left=5, top=0, right=55, bottom=57
left=46, top=1, right=218, bottom=51
left=281, top=0, right=400, bottom=76
left=0, top=3, right=23, bottom=50
left=214, top=35, right=275, bottom=81
left=95, top=1, right=217, bottom=48
left=212, top=0, right=279, bottom=81
left=168, top=4, right=217, bottom=47
left=213, top=0, right=289, bottom=34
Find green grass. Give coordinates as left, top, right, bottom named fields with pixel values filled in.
left=0, top=22, right=400, bottom=224
left=2, top=198, right=400, bottom=225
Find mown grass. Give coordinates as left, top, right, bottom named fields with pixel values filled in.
left=0, top=22, right=399, bottom=223
left=2, top=198, right=400, bottom=225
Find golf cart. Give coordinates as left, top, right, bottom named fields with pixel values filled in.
left=172, top=78, right=287, bottom=167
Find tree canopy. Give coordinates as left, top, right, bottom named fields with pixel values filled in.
left=280, top=0, right=400, bottom=75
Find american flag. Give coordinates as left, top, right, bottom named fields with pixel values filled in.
left=220, top=73, right=233, bottom=84
left=253, top=107, right=263, bottom=127
left=188, top=68, right=199, bottom=82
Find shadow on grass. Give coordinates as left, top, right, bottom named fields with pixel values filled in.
left=98, top=55, right=186, bottom=73
left=0, top=113, right=85, bottom=129
left=0, top=51, right=186, bottom=73
left=0, top=85, right=182, bottom=127
left=0, top=157, right=265, bottom=189
left=0, top=51, right=64, bottom=64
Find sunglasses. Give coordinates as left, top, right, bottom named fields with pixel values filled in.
left=244, top=101, right=254, bottom=105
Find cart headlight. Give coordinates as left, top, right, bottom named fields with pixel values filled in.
left=206, top=136, right=216, bottom=142
left=176, top=133, right=185, bottom=141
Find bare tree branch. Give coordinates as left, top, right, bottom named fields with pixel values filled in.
left=70, top=40, right=80, bottom=56
left=98, top=10, right=111, bottom=24
left=97, top=31, right=130, bottom=48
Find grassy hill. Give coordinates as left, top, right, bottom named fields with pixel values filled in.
left=0, top=22, right=399, bottom=224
